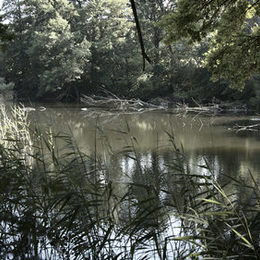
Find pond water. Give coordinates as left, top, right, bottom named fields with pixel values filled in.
left=2, top=104, right=260, bottom=259
left=31, top=104, right=260, bottom=180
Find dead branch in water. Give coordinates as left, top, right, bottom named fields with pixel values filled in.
left=175, top=103, right=248, bottom=114
left=81, top=91, right=248, bottom=115
left=232, top=123, right=260, bottom=132
left=80, top=94, right=165, bottom=111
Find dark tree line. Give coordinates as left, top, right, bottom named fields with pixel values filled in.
left=0, top=0, right=259, bottom=108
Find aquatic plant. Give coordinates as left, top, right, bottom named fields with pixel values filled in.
left=0, top=106, right=259, bottom=259
left=0, top=104, right=33, bottom=166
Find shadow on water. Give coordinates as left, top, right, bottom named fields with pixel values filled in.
left=1, top=104, right=260, bottom=259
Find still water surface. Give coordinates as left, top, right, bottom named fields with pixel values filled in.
left=5, top=104, right=259, bottom=259
left=31, top=104, right=260, bottom=180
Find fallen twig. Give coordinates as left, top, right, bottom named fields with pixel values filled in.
left=80, top=94, right=165, bottom=111
left=231, top=124, right=260, bottom=132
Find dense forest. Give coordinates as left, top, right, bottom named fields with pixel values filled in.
left=0, top=0, right=259, bottom=108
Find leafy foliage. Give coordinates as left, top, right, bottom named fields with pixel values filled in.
left=160, top=0, right=260, bottom=90
left=0, top=20, right=13, bottom=50
left=0, top=77, right=14, bottom=98
left=1, top=0, right=90, bottom=100
left=0, top=0, right=259, bottom=106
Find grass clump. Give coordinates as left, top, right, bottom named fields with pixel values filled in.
left=0, top=104, right=260, bottom=259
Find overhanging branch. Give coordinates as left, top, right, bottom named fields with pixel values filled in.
left=129, top=0, right=152, bottom=71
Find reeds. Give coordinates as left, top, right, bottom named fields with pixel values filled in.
left=0, top=105, right=259, bottom=259
left=0, top=104, right=33, bottom=166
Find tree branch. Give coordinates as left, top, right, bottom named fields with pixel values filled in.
left=129, top=0, right=152, bottom=71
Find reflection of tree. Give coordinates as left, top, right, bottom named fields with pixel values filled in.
left=1, top=122, right=260, bottom=259
left=14, top=108, right=260, bottom=258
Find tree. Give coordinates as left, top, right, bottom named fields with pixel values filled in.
left=71, top=0, right=141, bottom=96
left=127, top=0, right=176, bottom=98
left=0, top=20, right=13, bottom=50
left=1, top=0, right=90, bottom=100
left=160, top=0, right=260, bottom=90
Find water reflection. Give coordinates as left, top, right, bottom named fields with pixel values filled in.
left=30, top=106, right=260, bottom=222
left=1, top=105, right=260, bottom=259
left=30, top=105, right=260, bottom=180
